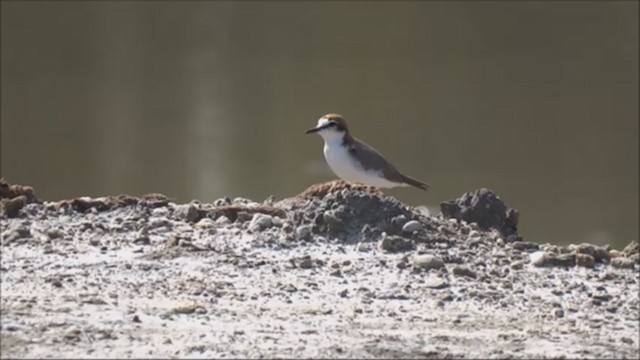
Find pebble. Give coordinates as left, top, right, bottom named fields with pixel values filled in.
left=295, top=225, right=312, bottom=241
left=402, top=220, right=423, bottom=233
left=413, top=254, right=445, bottom=270
left=611, top=257, right=635, bottom=269
left=323, top=211, right=343, bottom=231
left=249, top=213, right=273, bottom=232
left=194, top=218, right=216, bottom=229
left=425, top=277, right=449, bottom=289
left=172, top=300, right=201, bottom=314
left=575, top=253, right=595, bottom=268
left=379, top=235, right=414, bottom=253
left=452, top=265, right=477, bottom=278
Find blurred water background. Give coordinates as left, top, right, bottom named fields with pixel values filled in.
left=1, top=1, right=638, bottom=248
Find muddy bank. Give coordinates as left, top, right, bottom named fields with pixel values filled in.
left=1, top=179, right=638, bottom=359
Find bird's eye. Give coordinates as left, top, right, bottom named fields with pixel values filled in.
left=328, top=121, right=337, bottom=127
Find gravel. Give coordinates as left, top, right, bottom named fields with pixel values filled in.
left=1, top=179, right=638, bottom=359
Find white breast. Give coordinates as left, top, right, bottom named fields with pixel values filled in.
left=322, top=140, right=400, bottom=188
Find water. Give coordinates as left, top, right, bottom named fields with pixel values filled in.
left=1, top=1, right=638, bottom=248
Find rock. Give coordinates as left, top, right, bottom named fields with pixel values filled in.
left=452, top=265, right=477, bottom=278
left=425, top=277, right=449, bottom=289
left=609, top=249, right=622, bottom=258
left=575, top=253, right=595, bottom=268
left=133, top=236, right=151, bottom=245
left=571, top=243, right=610, bottom=262
left=194, top=218, right=216, bottom=229
left=530, top=251, right=575, bottom=267
left=356, top=242, right=369, bottom=252
left=176, top=204, right=201, bottom=222
left=47, top=228, right=64, bottom=240
left=512, top=241, right=540, bottom=252
left=402, top=220, right=423, bottom=233
left=295, top=225, right=312, bottom=241
left=413, top=254, right=445, bottom=270
left=249, top=213, right=273, bottom=232
left=236, top=211, right=252, bottom=223
left=379, top=235, right=414, bottom=253
left=297, top=256, right=313, bottom=269
left=622, top=241, right=639, bottom=257
left=323, top=210, right=343, bottom=231
left=611, top=257, right=635, bottom=269
left=440, top=188, right=518, bottom=236
left=172, top=300, right=201, bottom=314
left=0, top=195, right=27, bottom=218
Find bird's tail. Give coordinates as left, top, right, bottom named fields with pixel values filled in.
left=401, top=174, right=430, bottom=191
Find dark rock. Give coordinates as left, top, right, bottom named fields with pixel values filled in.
left=440, top=188, right=518, bottom=237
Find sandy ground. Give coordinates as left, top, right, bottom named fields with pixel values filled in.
left=1, top=180, right=639, bottom=359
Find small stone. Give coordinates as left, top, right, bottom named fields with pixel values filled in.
left=554, top=309, right=564, bottom=318
left=215, top=215, right=230, bottom=225
left=611, top=257, right=635, bottom=269
left=132, top=315, right=141, bottom=323
left=424, top=277, right=449, bottom=289
left=622, top=240, right=639, bottom=256
left=413, top=254, right=445, bottom=270
left=379, top=235, right=414, bottom=253
left=295, top=225, right=312, bottom=241
left=297, top=256, right=313, bottom=269
left=396, top=257, right=409, bottom=269
left=172, top=300, right=201, bottom=314
left=356, top=242, right=369, bottom=252
left=47, top=228, right=63, bottom=240
left=323, top=211, right=343, bottom=231
left=236, top=211, right=252, bottom=223
left=402, top=220, right=423, bottom=233
left=512, top=241, right=540, bottom=252
left=530, top=251, right=575, bottom=267
left=249, top=213, right=273, bottom=232
left=338, top=289, right=348, bottom=298
left=179, top=204, right=201, bottom=222
left=0, top=195, right=27, bottom=218
left=133, top=236, right=151, bottom=245
left=194, top=218, right=216, bottom=229
left=608, top=249, right=622, bottom=258
left=165, top=236, right=180, bottom=248
left=452, top=265, right=477, bottom=278
left=575, top=253, right=595, bottom=268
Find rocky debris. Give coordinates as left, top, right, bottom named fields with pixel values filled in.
left=440, top=188, right=519, bottom=238
left=0, top=180, right=638, bottom=359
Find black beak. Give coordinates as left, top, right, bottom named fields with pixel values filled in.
left=305, top=127, right=321, bottom=134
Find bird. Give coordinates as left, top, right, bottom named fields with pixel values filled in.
left=305, top=113, right=430, bottom=191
